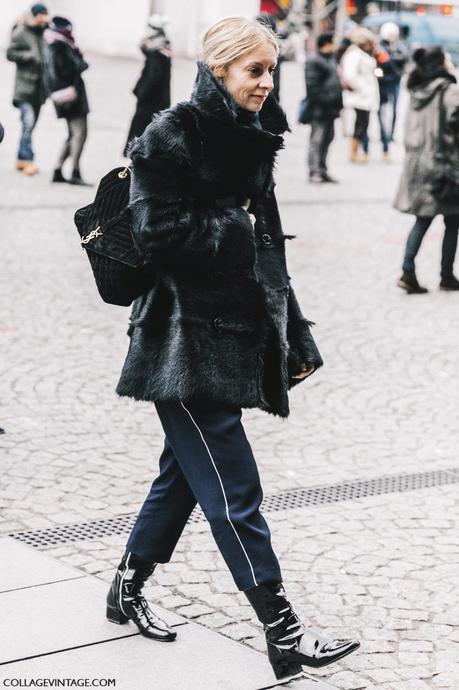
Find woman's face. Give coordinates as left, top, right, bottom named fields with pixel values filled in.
left=216, top=42, right=278, bottom=112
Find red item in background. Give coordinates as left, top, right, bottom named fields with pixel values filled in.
left=377, top=50, right=390, bottom=64
left=260, top=0, right=280, bottom=14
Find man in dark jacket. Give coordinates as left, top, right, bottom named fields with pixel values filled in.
left=305, top=33, right=343, bottom=183
left=6, top=3, right=49, bottom=175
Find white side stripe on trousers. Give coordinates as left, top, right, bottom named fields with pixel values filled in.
left=180, top=401, right=258, bottom=588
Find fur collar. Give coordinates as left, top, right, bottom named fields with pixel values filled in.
left=190, top=61, right=290, bottom=139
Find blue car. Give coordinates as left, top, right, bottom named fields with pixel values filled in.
left=362, top=10, right=459, bottom=65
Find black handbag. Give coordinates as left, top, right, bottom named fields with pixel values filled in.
left=298, top=96, right=313, bottom=125
left=74, top=166, right=155, bottom=306
left=431, top=87, right=459, bottom=206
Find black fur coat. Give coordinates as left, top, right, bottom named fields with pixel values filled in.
left=117, top=62, right=323, bottom=418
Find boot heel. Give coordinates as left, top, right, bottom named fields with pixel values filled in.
left=106, top=605, right=129, bottom=625
left=269, top=647, right=303, bottom=681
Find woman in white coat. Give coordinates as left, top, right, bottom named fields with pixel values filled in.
left=341, top=28, right=380, bottom=162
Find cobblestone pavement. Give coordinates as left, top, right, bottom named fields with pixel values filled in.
left=1, top=53, right=458, bottom=689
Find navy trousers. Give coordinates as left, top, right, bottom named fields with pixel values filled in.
left=126, top=399, right=282, bottom=591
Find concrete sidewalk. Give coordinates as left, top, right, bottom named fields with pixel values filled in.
left=0, top=538, right=337, bottom=690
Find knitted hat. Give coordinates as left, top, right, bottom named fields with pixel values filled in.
left=31, top=3, right=48, bottom=16
left=380, top=22, right=399, bottom=42
left=49, top=16, right=72, bottom=32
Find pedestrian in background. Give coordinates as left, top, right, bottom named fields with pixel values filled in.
left=107, top=15, right=359, bottom=683
left=379, top=22, right=409, bottom=140
left=124, top=15, right=171, bottom=157
left=256, top=13, right=282, bottom=101
left=6, top=3, right=49, bottom=176
left=305, top=32, right=343, bottom=183
left=341, top=28, right=379, bottom=163
left=395, top=47, right=459, bottom=293
left=45, top=16, right=91, bottom=186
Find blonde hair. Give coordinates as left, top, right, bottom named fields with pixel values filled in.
left=202, top=16, right=279, bottom=71
left=350, top=27, right=376, bottom=47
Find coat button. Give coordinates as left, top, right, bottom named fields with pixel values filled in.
left=212, top=317, right=223, bottom=331
left=261, top=233, right=272, bottom=246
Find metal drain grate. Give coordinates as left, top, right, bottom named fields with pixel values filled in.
left=10, top=467, right=459, bottom=548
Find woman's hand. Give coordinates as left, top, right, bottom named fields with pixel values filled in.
left=291, top=363, right=315, bottom=380
left=241, top=198, right=256, bottom=227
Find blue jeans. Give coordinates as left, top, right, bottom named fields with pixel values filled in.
left=378, top=102, right=391, bottom=153
left=17, top=102, right=41, bottom=161
left=362, top=82, right=401, bottom=154
left=386, top=82, right=400, bottom=139
left=402, top=215, right=459, bottom=278
left=126, top=399, right=282, bottom=591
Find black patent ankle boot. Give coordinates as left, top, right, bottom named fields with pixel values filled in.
left=244, top=582, right=360, bottom=681
left=106, top=551, right=176, bottom=641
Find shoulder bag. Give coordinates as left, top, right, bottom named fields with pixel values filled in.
left=51, top=84, right=78, bottom=107
left=74, top=166, right=155, bottom=306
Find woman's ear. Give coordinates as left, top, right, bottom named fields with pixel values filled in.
left=212, top=64, right=226, bottom=80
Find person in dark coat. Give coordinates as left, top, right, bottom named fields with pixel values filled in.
left=123, top=15, right=171, bottom=157
left=305, top=32, right=343, bottom=183
left=44, top=16, right=91, bottom=185
left=106, top=16, right=359, bottom=683
left=395, top=47, right=459, bottom=293
left=6, top=3, right=49, bottom=176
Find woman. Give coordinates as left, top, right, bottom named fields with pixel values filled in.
left=107, top=17, right=359, bottom=682
left=123, top=14, right=171, bottom=157
left=341, top=28, right=380, bottom=163
left=395, top=47, right=459, bottom=293
left=45, top=16, right=90, bottom=185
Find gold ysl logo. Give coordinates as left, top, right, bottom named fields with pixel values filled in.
left=81, top=226, right=103, bottom=245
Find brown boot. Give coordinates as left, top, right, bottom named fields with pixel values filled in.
left=350, top=138, right=367, bottom=163
left=15, top=160, right=28, bottom=171
left=23, top=162, right=39, bottom=176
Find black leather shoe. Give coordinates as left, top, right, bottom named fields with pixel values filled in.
left=440, top=275, right=459, bottom=291
left=321, top=173, right=338, bottom=183
left=398, top=270, right=428, bottom=294
left=245, top=582, right=359, bottom=680
left=52, top=168, right=67, bottom=183
left=69, top=170, right=93, bottom=187
left=106, top=551, right=176, bottom=641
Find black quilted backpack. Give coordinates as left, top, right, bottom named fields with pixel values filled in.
left=74, top=166, right=155, bottom=306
